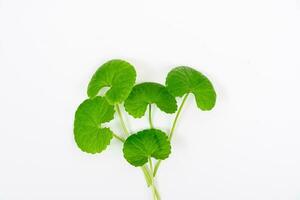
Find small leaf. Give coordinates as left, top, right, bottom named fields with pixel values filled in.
left=123, top=129, right=171, bottom=167
left=166, top=66, right=216, bottom=110
left=124, top=82, right=177, bottom=118
left=74, top=96, right=115, bottom=154
left=87, top=59, right=136, bottom=105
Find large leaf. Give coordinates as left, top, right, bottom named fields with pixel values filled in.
left=123, top=129, right=171, bottom=167
left=87, top=59, right=136, bottom=105
left=124, top=82, right=177, bottom=118
left=74, top=96, right=115, bottom=154
left=166, top=66, right=216, bottom=110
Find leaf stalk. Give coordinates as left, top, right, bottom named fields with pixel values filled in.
left=149, top=104, right=154, bottom=129
left=115, top=104, right=129, bottom=135
left=112, top=133, right=125, bottom=142
left=115, top=104, right=160, bottom=199
left=153, top=93, right=189, bottom=177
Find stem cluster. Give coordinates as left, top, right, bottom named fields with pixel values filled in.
left=113, top=94, right=189, bottom=200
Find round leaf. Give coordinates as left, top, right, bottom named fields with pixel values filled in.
left=124, top=82, right=177, bottom=118
left=74, top=96, right=115, bottom=154
left=166, top=66, right=216, bottom=110
left=123, top=129, right=171, bottom=167
left=87, top=59, right=137, bottom=105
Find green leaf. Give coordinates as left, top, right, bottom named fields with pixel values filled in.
left=123, top=129, right=171, bottom=167
left=87, top=59, right=136, bottom=105
left=74, top=96, right=115, bottom=154
left=166, top=66, right=216, bottom=110
left=124, top=82, right=177, bottom=118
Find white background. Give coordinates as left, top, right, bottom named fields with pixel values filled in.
left=0, top=0, right=300, bottom=199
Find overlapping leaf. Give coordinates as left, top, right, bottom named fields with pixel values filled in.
left=123, top=129, right=171, bottom=167
left=166, top=66, right=216, bottom=110
left=87, top=59, right=136, bottom=105
left=74, top=97, right=115, bottom=154
left=124, top=82, right=177, bottom=118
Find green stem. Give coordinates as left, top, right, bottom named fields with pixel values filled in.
left=141, top=165, right=152, bottom=187
left=148, top=157, right=157, bottom=200
left=143, top=165, right=160, bottom=200
left=149, top=104, right=154, bottom=128
left=115, top=104, right=129, bottom=135
left=153, top=93, right=189, bottom=177
left=112, top=133, right=125, bottom=142
left=168, top=93, right=189, bottom=141
left=147, top=107, right=161, bottom=200
left=153, top=160, right=161, bottom=177
left=115, top=104, right=155, bottom=196
left=154, top=186, right=161, bottom=200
